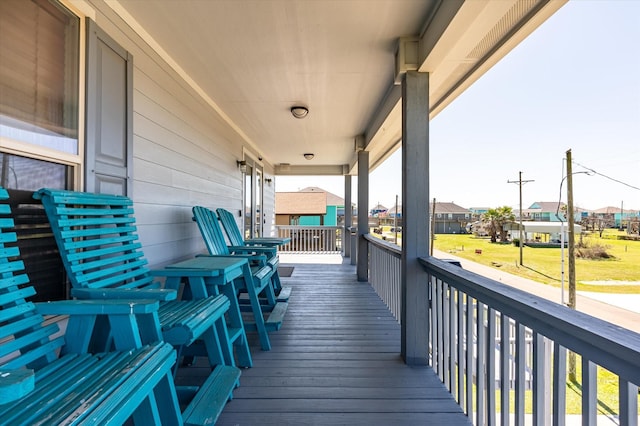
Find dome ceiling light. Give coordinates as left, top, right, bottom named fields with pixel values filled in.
left=290, top=106, right=309, bottom=119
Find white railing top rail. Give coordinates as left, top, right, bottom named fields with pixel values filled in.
left=419, top=256, right=640, bottom=386
left=364, top=234, right=401, bottom=258
left=275, top=225, right=342, bottom=229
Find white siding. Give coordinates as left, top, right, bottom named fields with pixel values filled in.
left=87, top=1, right=273, bottom=266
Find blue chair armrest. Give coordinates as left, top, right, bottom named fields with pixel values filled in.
left=0, top=369, right=35, bottom=404
left=70, top=287, right=178, bottom=301
left=199, top=252, right=267, bottom=267
left=35, top=299, right=164, bottom=351
left=34, top=299, right=161, bottom=315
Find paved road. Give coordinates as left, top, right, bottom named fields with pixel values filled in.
left=433, top=249, right=640, bottom=334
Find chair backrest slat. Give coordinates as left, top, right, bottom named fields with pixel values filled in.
left=192, top=206, right=231, bottom=255
left=215, top=208, right=245, bottom=246
left=0, top=187, right=63, bottom=370
left=34, top=188, right=155, bottom=292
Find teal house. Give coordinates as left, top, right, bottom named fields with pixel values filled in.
left=275, top=187, right=346, bottom=227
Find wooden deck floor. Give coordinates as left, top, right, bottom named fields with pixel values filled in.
left=182, top=259, right=470, bottom=425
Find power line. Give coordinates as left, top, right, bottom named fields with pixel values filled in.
left=573, top=161, right=640, bottom=192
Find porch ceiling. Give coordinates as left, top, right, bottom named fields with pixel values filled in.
left=111, top=0, right=566, bottom=175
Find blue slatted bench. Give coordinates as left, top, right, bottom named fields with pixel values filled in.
left=216, top=207, right=291, bottom=301
left=0, top=187, right=183, bottom=424
left=193, top=206, right=288, bottom=351
left=33, top=188, right=241, bottom=424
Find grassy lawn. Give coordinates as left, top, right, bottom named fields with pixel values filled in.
left=433, top=231, right=640, bottom=293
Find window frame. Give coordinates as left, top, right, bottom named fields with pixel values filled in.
left=0, top=0, right=86, bottom=191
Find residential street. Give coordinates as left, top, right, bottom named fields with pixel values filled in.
left=433, top=249, right=640, bottom=334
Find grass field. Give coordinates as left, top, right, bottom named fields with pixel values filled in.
left=433, top=230, right=640, bottom=294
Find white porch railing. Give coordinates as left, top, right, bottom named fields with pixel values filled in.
left=275, top=226, right=342, bottom=253
left=365, top=236, right=640, bottom=425
left=366, top=235, right=401, bottom=322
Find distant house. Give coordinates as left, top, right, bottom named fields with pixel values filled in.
left=370, top=204, right=388, bottom=217
left=469, top=207, right=490, bottom=221
left=387, top=204, right=402, bottom=218
left=524, top=201, right=588, bottom=223
left=591, top=207, right=639, bottom=228
left=430, top=202, right=470, bottom=234
left=275, top=187, right=347, bottom=226
left=275, top=191, right=326, bottom=225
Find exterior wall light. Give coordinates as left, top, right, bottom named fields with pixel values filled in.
left=237, top=160, right=247, bottom=173
left=291, top=106, right=309, bottom=119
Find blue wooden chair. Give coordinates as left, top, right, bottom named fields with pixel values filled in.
left=193, top=205, right=288, bottom=351
left=216, top=207, right=290, bottom=248
left=0, top=186, right=184, bottom=424
left=33, top=189, right=242, bottom=374
left=216, top=207, right=291, bottom=300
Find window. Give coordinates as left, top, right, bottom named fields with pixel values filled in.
left=0, top=0, right=79, bottom=301
left=0, top=0, right=80, bottom=155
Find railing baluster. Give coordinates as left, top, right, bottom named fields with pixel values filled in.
left=466, top=294, right=474, bottom=417
left=477, top=302, right=486, bottom=426
left=532, top=332, right=548, bottom=426
left=515, top=322, right=525, bottom=426
left=437, top=278, right=445, bottom=381
left=500, top=312, right=510, bottom=426
left=458, top=290, right=464, bottom=406
left=444, top=283, right=451, bottom=390
left=552, top=342, right=566, bottom=426
left=582, top=357, right=596, bottom=426
left=487, top=308, right=497, bottom=426
left=450, top=286, right=457, bottom=396
left=619, top=378, right=639, bottom=426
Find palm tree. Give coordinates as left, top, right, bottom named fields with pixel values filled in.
left=482, top=206, right=516, bottom=243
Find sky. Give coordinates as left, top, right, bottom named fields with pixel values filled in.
left=276, top=1, right=640, bottom=212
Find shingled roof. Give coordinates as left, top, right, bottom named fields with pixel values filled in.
left=298, top=187, right=344, bottom=206
left=429, top=202, right=469, bottom=214
left=275, top=192, right=326, bottom=215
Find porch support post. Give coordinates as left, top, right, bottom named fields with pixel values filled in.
left=401, top=71, right=430, bottom=365
left=344, top=175, right=352, bottom=258
left=357, top=150, right=369, bottom=282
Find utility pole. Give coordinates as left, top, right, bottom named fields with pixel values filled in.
left=430, top=198, right=436, bottom=256
left=566, top=151, right=576, bottom=311
left=508, top=171, right=534, bottom=265
left=566, top=149, right=577, bottom=381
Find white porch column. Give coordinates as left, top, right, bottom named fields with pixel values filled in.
left=344, top=175, right=352, bottom=258
left=401, top=71, right=430, bottom=365
left=357, top=150, right=369, bottom=282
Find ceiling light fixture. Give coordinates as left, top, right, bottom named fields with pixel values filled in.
left=291, top=106, right=309, bottom=119
left=303, top=153, right=314, bottom=160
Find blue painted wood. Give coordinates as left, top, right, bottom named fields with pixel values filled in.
left=193, top=206, right=290, bottom=351
left=34, top=188, right=232, bottom=349
left=216, top=207, right=290, bottom=247
left=216, top=207, right=290, bottom=299
left=183, top=365, right=241, bottom=426
left=0, top=368, right=34, bottom=403
left=160, top=256, right=253, bottom=367
left=0, top=186, right=182, bottom=424
left=34, top=188, right=241, bottom=421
